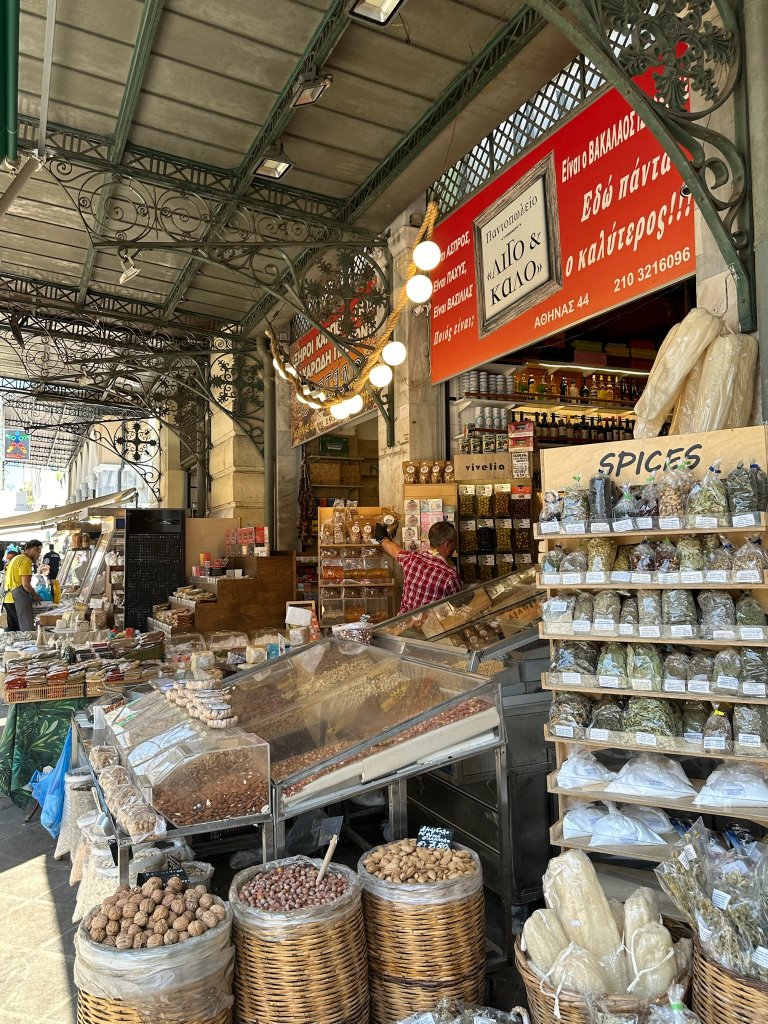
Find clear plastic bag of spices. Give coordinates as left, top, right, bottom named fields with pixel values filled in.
left=656, top=463, right=685, bottom=520
left=726, top=461, right=759, bottom=516
left=686, top=460, right=729, bottom=526
left=562, top=475, right=590, bottom=525
left=588, top=469, right=614, bottom=521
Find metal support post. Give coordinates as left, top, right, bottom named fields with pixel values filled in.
left=261, top=338, right=276, bottom=540
left=387, top=779, right=408, bottom=840
left=495, top=743, right=514, bottom=963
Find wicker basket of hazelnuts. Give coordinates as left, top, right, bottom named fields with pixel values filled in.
left=74, top=874, right=234, bottom=1024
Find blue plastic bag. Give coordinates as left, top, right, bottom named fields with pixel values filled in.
left=35, top=727, right=73, bottom=838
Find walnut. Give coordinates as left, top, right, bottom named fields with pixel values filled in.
left=132, top=932, right=149, bottom=949
left=161, top=892, right=176, bottom=908
left=146, top=934, right=164, bottom=947
left=187, top=920, right=206, bottom=936
left=177, top=931, right=190, bottom=943
left=198, top=893, right=214, bottom=910
left=195, top=907, right=206, bottom=919
left=127, top=923, right=142, bottom=937
left=170, top=896, right=184, bottom=915
left=139, top=898, right=156, bottom=914
left=200, top=910, right=218, bottom=929
left=163, top=929, right=179, bottom=945
left=107, top=907, right=122, bottom=922
left=209, top=904, right=226, bottom=922
left=151, top=906, right=169, bottom=922
left=174, top=914, right=192, bottom=932
left=121, top=904, right=137, bottom=919
left=89, top=928, right=106, bottom=942
left=184, top=896, right=199, bottom=913
left=141, top=878, right=162, bottom=896
left=105, top=921, right=120, bottom=936
left=153, top=919, right=170, bottom=935
left=193, top=884, right=207, bottom=898
left=134, top=911, right=149, bottom=928
left=167, top=876, right=184, bottom=893
left=103, top=896, right=119, bottom=908
left=103, top=935, right=116, bottom=947
left=115, top=935, right=133, bottom=950
left=90, top=914, right=108, bottom=930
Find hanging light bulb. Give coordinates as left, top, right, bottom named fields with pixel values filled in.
left=382, top=340, right=407, bottom=366
left=272, top=357, right=288, bottom=381
left=368, top=362, right=393, bottom=388
left=412, top=240, right=441, bottom=271
left=330, top=400, right=350, bottom=420
left=296, top=393, right=310, bottom=406
left=405, top=274, right=433, bottom=303
left=345, top=394, right=364, bottom=415
left=285, top=363, right=298, bottom=378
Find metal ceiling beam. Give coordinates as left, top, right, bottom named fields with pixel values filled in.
left=161, top=0, right=352, bottom=320
left=76, top=0, right=166, bottom=303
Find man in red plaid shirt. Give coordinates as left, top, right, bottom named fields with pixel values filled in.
left=376, top=520, right=461, bottom=614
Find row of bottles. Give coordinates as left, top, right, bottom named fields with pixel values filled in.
left=512, top=372, right=644, bottom=405
left=532, top=412, right=638, bottom=443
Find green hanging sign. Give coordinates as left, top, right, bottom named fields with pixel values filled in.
left=0, top=0, right=20, bottom=163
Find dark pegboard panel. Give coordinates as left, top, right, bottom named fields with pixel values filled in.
left=124, top=509, right=185, bottom=630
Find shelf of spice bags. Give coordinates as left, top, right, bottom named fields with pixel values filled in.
left=544, top=725, right=766, bottom=762
left=535, top=512, right=767, bottom=539
left=546, top=771, right=768, bottom=828
left=540, top=624, right=768, bottom=644
left=550, top=822, right=675, bottom=861
left=537, top=571, right=768, bottom=587
left=542, top=673, right=768, bottom=701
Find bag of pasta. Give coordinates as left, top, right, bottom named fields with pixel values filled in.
left=686, top=460, right=728, bottom=527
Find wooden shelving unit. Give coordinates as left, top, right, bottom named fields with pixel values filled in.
left=539, top=424, right=768, bottom=866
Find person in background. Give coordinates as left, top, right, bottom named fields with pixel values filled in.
left=42, top=543, right=61, bottom=580
left=3, top=539, right=43, bottom=631
left=376, top=520, right=461, bottom=614
left=32, top=562, right=54, bottom=602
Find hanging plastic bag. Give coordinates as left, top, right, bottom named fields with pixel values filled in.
left=724, top=334, right=758, bottom=430
left=556, top=748, right=616, bottom=789
left=38, top=727, right=74, bottom=839
left=669, top=351, right=707, bottom=436
left=689, top=333, right=741, bottom=431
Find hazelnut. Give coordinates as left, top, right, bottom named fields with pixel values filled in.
left=151, top=906, right=169, bottom=922
left=200, top=910, right=218, bottom=930
left=170, top=896, right=184, bottom=915
left=115, top=935, right=133, bottom=950
left=90, top=914, right=108, bottom=930
left=139, top=898, right=156, bottom=914
left=90, top=928, right=107, bottom=942
left=163, top=929, right=179, bottom=945
left=154, top=919, right=170, bottom=935
left=133, top=932, right=148, bottom=949
left=198, top=894, right=214, bottom=910
left=167, top=876, right=184, bottom=893
left=187, top=920, right=205, bottom=937
left=134, top=911, right=149, bottom=928
left=105, top=921, right=120, bottom=936
left=146, top=934, right=164, bottom=947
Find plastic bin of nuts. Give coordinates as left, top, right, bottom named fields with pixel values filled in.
left=230, top=858, right=368, bottom=1024
left=358, top=840, right=485, bottom=1024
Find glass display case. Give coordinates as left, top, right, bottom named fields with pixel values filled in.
left=227, top=638, right=503, bottom=817
left=104, top=690, right=270, bottom=827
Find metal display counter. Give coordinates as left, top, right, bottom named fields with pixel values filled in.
left=371, top=571, right=554, bottom=913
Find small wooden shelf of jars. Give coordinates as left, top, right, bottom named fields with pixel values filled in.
left=538, top=424, right=768, bottom=865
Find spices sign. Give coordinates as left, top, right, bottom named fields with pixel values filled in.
left=431, top=80, right=695, bottom=383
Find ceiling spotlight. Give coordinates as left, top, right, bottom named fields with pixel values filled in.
left=254, top=142, right=292, bottom=179
left=406, top=274, right=433, bottom=304
left=368, top=362, right=393, bottom=388
left=118, top=250, right=141, bottom=285
left=382, top=340, right=407, bottom=366
left=349, top=0, right=409, bottom=27
left=292, top=68, right=333, bottom=106
left=413, top=240, right=441, bottom=271
left=330, top=400, right=351, bottom=420
left=272, top=357, right=289, bottom=381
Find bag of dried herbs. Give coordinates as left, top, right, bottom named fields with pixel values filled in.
left=732, top=536, right=768, bottom=573
left=656, top=539, right=680, bottom=574
left=697, top=591, right=736, bottom=629
left=637, top=591, right=663, bottom=628
left=540, top=490, right=563, bottom=524
left=561, top=547, right=588, bottom=573
left=702, top=706, right=732, bottom=752
left=574, top=593, right=595, bottom=623
left=623, top=695, right=681, bottom=735
left=563, top=475, right=590, bottom=524
left=686, top=460, right=729, bottom=526
left=663, top=650, right=690, bottom=682
left=682, top=701, right=709, bottom=740
left=736, top=593, right=766, bottom=627
left=726, top=461, right=759, bottom=516
left=749, top=458, right=768, bottom=510
left=631, top=540, right=656, bottom=572
left=638, top=475, right=660, bottom=519
left=587, top=536, right=617, bottom=574
left=549, top=691, right=593, bottom=730
left=541, top=544, right=566, bottom=574
left=596, top=642, right=627, bottom=680
left=542, top=595, right=577, bottom=623
left=619, top=596, right=639, bottom=625
left=687, top=652, right=714, bottom=684
left=677, top=535, right=705, bottom=572
left=733, top=704, right=768, bottom=755
left=613, top=545, right=632, bottom=572
left=588, top=469, right=615, bottom=520
left=594, top=591, right=621, bottom=626
left=662, top=590, right=697, bottom=627
left=705, top=535, right=733, bottom=570
left=712, top=648, right=742, bottom=695
left=626, top=645, right=664, bottom=691
left=590, top=697, right=625, bottom=733
left=739, top=647, right=768, bottom=684
left=551, top=640, right=600, bottom=675
left=612, top=483, right=640, bottom=521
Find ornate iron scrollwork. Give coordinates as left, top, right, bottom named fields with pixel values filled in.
left=526, top=0, right=754, bottom=329
left=85, top=419, right=163, bottom=503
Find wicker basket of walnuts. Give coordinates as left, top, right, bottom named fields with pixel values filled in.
left=74, top=875, right=234, bottom=1024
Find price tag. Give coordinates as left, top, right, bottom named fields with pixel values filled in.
left=688, top=679, right=711, bottom=694
left=540, top=521, right=560, bottom=534
left=680, top=571, right=704, bottom=584
left=678, top=843, right=697, bottom=866
left=417, top=825, right=454, bottom=849
left=572, top=620, right=591, bottom=633
left=694, top=516, right=719, bottom=529
left=712, top=889, right=732, bottom=910
left=631, top=572, right=652, bottom=584
left=635, top=517, right=654, bottom=530
left=658, top=517, right=681, bottom=530
left=564, top=521, right=586, bottom=534
left=740, top=626, right=765, bottom=640
left=619, top=623, right=635, bottom=636
left=631, top=678, right=654, bottom=691
left=598, top=676, right=620, bottom=688
left=704, top=735, right=727, bottom=751
left=136, top=867, right=190, bottom=886
left=659, top=572, right=680, bottom=584
left=588, top=728, right=610, bottom=742
left=513, top=519, right=531, bottom=529
left=548, top=599, right=568, bottom=613
left=664, top=678, right=686, bottom=692
left=639, top=624, right=661, bottom=637
left=319, top=815, right=345, bottom=844
left=670, top=624, right=695, bottom=637
left=562, top=572, right=582, bottom=585
left=732, top=513, right=760, bottom=528
left=712, top=629, right=736, bottom=640
left=553, top=724, right=575, bottom=738
left=716, top=675, right=739, bottom=691
left=738, top=733, right=762, bottom=747
left=736, top=570, right=761, bottom=583
left=542, top=573, right=559, bottom=585
left=590, top=521, right=610, bottom=533
left=585, top=572, right=606, bottom=584
left=594, top=618, right=616, bottom=631
left=705, top=570, right=728, bottom=583
left=743, top=681, right=767, bottom=697
left=611, top=571, right=631, bottom=583
left=612, top=518, right=634, bottom=533
left=753, top=947, right=768, bottom=969
left=561, top=672, right=582, bottom=685
left=635, top=732, right=657, bottom=746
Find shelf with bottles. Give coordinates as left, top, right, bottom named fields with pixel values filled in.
left=532, top=410, right=637, bottom=445
left=511, top=366, right=645, bottom=406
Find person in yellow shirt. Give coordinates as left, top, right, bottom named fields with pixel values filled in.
left=3, top=539, right=43, bottom=631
